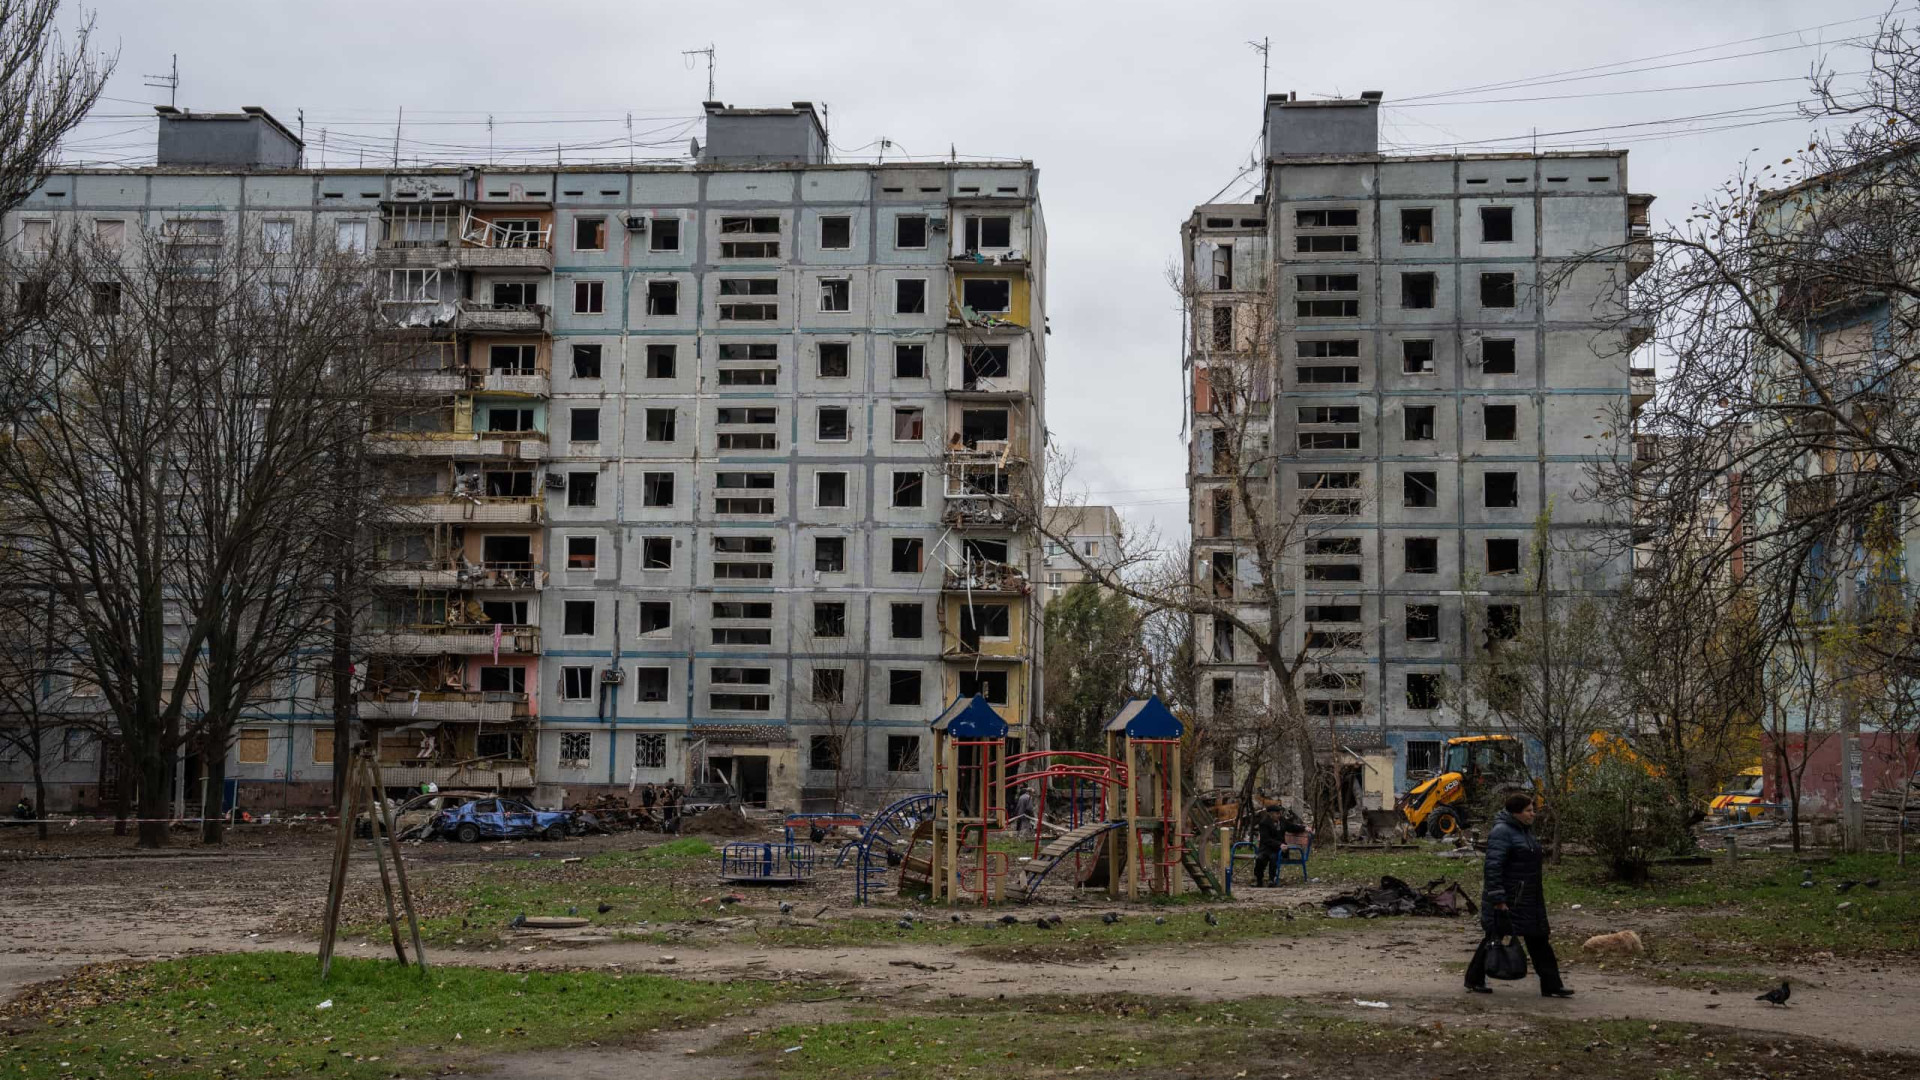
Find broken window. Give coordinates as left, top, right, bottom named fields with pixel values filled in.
left=1403, top=339, right=1434, bottom=374
left=563, top=600, right=596, bottom=636
left=1298, top=366, right=1359, bottom=384
left=1210, top=489, right=1233, bottom=535
left=1406, top=604, right=1440, bottom=642
left=575, top=217, right=606, bottom=251
left=485, top=407, right=535, bottom=433
left=1480, top=272, right=1516, bottom=308
left=1299, top=405, right=1360, bottom=425
left=816, top=407, right=850, bottom=442
left=1485, top=472, right=1519, bottom=508
left=1480, top=206, right=1514, bottom=243
left=1295, top=208, right=1359, bottom=228
left=719, top=342, right=778, bottom=361
left=638, top=601, right=672, bottom=635
left=641, top=472, right=675, bottom=507
left=572, top=343, right=603, bottom=379
left=566, top=471, right=598, bottom=508
left=893, top=407, right=924, bottom=441
left=261, top=219, right=293, bottom=254
left=641, top=536, right=671, bottom=570
left=961, top=408, right=1009, bottom=445
left=891, top=471, right=924, bottom=508
left=710, top=667, right=772, bottom=712
left=644, top=408, right=676, bottom=441
left=570, top=407, right=600, bottom=442
left=718, top=367, right=776, bottom=387
left=717, top=278, right=777, bottom=320
left=811, top=668, right=846, bottom=709
left=719, top=215, right=780, bottom=258
left=635, top=343, right=671, bottom=379
left=1403, top=471, right=1438, bottom=508
left=1309, top=537, right=1362, bottom=555
left=964, top=345, right=1011, bottom=386
left=1211, top=618, right=1237, bottom=661
left=1400, top=208, right=1433, bottom=243
left=1298, top=339, right=1360, bottom=358
left=816, top=341, right=850, bottom=377
left=1297, top=233, right=1359, bottom=253
left=895, top=215, right=928, bottom=249
left=479, top=666, right=526, bottom=694
left=888, top=735, right=921, bottom=772
left=1304, top=604, right=1361, bottom=623
left=1481, top=338, right=1516, bottom=374
left=1305, top=563, right=1363, bottom=582
left=957, top=670, right=1008, bottom=705
left=1484, top=404, right=1517, bottom=440
left=891, top=603, right=923, bottom=639
left=646, top=279, right=678, bottom=316
left=1405, top=537, right=1439, bottom=574
left=1486, top=538, right=1521, bottom=575
left=815, top=536, right=846, bottom=572
left=961, top=278, right=1011, bottom=313
left=820, top=215, right=852, bottom=249
left=90, top=281, right=121, bottom=317
left=817, top=471, right=848, bottom=507
left=1405, top=405, right=1436, bottom=441
left=965, top=215, right=1012, bottom=250
left=814, top=601, right=846, bottom=638
left=819, top=277, right=851, bottom=312
left=490, top=344, right=537, bottom=373
left=1305, top=630, right=1363, bottom=650
left=650, top=217, right=680, bottom=251
left=1407, top=673, right=1442, bottom=709
left=1487, top=604, right=1521, bottom=642
left=1299, top=432, right=1360, bottom=450
left=1213, top=244, right=1234, bottom=289
left=894, top=343, right=926, bottom=378
left=1401, top=272, right=1436, bottom=309
left=573, top=279, right=604, bottom=314
left=486, top=470, right=534, bottom=497
left=896, top=278, right=927, bottom=314
left=890, top=537, right=923, bottom=573
left=889, top=670, right=923, bottom=707
left=1212, top=305, right=1233, bottom=350
left=567, top=536, right=598, bottom=570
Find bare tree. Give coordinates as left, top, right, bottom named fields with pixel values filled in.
left=0, top=581, right=97, bottom=839
left=794, top=619, right=868, bottom=811
left=0, top=0, right=111, bottom=221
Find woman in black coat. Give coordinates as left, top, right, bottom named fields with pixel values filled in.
left=1465, top=793, right=1572, bottom=997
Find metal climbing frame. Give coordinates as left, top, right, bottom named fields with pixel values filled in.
left=852, top=792, right=941, bottom=903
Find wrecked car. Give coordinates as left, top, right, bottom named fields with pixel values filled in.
left=356, top=790, right=492, bottom=841
left=430, top=797, right=577, bottom=842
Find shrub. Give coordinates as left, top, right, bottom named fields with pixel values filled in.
left=1556, top=757, right=1695, bottom=882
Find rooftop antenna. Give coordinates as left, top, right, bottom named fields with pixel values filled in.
left=1247, top=37, right=1270, bottom=103
left=625, top=112, right=634, bottom=165
left=487, top=114, right=494, bottom=166
left=297, top=108, right=305, bottom=166
left=683, top=43, right=716, bottom=101
left=143, top=53, right=179, bottom=108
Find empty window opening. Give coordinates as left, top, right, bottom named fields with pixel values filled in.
left=890, top=537, right=923, bottom=573
left=890, top=603, right=923, bottom=639
left=889, top=670, right=923, bottom=707
left=895, top=215, right=928, bottom=249
left=575, top=217, right=606, bottom=251
left=1486, top=538, right=1521, bottom=575
left=646, top=280, right=678, bottom=316
left=641, top=536, right=672, bottom=569
left=893, top=407, right=924, bottom=440
left=482, top=535, right=532, bottom=566
left=1406, top=604, right=1440, bottom=642
left=1484, top=404, right=1517, bottom=440
left=719, top=342, right=778, bottom=361
left=892, top=471, right=924, bottom=507
left=566, top=471, right=598, bottom=508
left=645, top=343, right=675, bottom=379
left=815, top=536, right=846, bottom=572
left=1400, top=207, right=1434, bottom=243
left=1407, top=673, right=1442, bottom=709
left=894, top=343, right=926, bottom=378
left=572, top=343, right=602, bottom=379
left=888, top=735, right=920, bottom=772
left=1403, top=471, right=1438, bottom=508
left=719, top=215, right=781, bottom=259
left=964, top=345, right=1011, bottom=386
left=1481, top=338, right=1517, bottom=374
left=1297, top=233, right=1359, bottom=253
left=1299, top=405, right=1360, bottom=425
left=819, top=277, right=851, bottom=312
left=1212, top=244, right=1234, bottom=289
left=961, top=278, right=1012, bottom=313
left=820, top=215, right=851, bottom=249
left=644, top=408, right=676, bottom=441
left=965, top=215, right=1013, bottom=250
left=1488, top=604, right=1522, bottom=641
left=1480, top=206, right=1514, bottom=243
left=1309, top=537, right=1362, bottom=556
left=812, top=668, right=847, bottom=707
left=814, top=602, right=846, bottom=637
left=650, top=217, right=680, bottom=251
left=817, top=471, right=848, bottom=507
left=1298, top=365, right=1359, bottom=384
left=961, top=408, right=1009, bottom=445
left=485, top=407, right=535, bottom=433
left=1305, top=563, right=1362, bottom=582
left=490, top=344, right=537, bottom=373
left=1485, top=472, right=1519, bottom=508
left=1212, top=305, right=1234, bottom=350
left=1296, top=208, right=1359, bottom=228
left=1306, top=630, right=1364, bottom=650
left=896, top=278, right=927, bottom=314
left=817, top=341, right=850, bottom=377
left=638, top=601, right=672, bottom=635
left=641, top=472, right=675, bottom=507
left=817, top=407, right=848, bottom=442
left=1480, top=272, right=1516, bottom=308
left=567, top=536, right=598, bottom=570
left=1405, top=537, right=1439, bottom=574
left=563, top=600, right=596, bottom=636
left=958, top=670, right=1009, bottom=705
left=570, top=408, right=600, bottom=442
left=1305, top=604, right=1361, bottom=623
left=1401, top=272, right=1436, bottom=309
left=1404, top=405, right=1436, bottom=441
left=1299, top=431, right=1361, bottom=450
left=1298, top=339, right=1360, bottom=358
left=1403, top=339, right=1434, bottom=374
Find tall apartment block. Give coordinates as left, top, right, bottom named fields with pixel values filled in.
left=1, top=102, right=1046, bottom=814
left=1185, top=93, right=1650, bottom=798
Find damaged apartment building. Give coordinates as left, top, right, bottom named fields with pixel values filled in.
left=2, top=101, right=1047, bottom=813
left=1184, top=92, right=1651, bottom=803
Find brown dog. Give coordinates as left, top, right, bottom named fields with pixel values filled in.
left=1581, top=929, right=1646, bottom=956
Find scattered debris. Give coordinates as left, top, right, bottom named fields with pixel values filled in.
left=521, top=916, right=590, bottom=929
left=681, top=806, right=759, bottom=837
left=1322, top=876, right=1477, bottom=919
left=315, top=999, right=333, bottom=1010
left=1352, top=998, right=1390, bottom=1009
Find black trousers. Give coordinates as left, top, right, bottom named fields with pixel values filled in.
left=1465, top=931, right=1564, bottom=993
left=1252, top=846, right=1280, bottom=886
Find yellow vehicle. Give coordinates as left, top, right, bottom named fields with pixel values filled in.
left=1400, top=735, right=1532, bottom=837
left=1708, top=765, right=1768, bottom=821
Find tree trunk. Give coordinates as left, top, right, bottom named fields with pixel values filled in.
left=111, top=745, right=130, bottom=837
left=200, top=742, right=227, bottom=844
left=31, top=747, right=48, bottom=842
left=135, top=746, right=171, bottom=848
left=331, top=589, right=353, bottom=798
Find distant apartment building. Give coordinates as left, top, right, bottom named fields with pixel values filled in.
left=1039, top=504, right=1122, bottom=605
left=0, top=102, right=1047, bottom=814
left=1184, top=93, right=1650, bottom=797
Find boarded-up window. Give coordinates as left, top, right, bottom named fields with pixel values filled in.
left=312, top=729, right=335, bottom=765
left=238, top=728, right=270, bottom=764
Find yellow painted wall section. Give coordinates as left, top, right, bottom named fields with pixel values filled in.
left=941, top=594, right=1029, bottom=655
left=949, top=271, right=1030, bottom=328
left=942, top=663, right=1029, bottom=727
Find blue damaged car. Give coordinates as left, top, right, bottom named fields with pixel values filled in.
left=432, top=797, right=577, bottom=843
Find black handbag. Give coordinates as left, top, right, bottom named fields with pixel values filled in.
left=1484, top=920, right=1530, bottom=981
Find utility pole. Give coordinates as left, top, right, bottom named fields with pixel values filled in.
left=1837, top=569, right=1864, bottom=852
left=391, top=106, right=403, bottom=168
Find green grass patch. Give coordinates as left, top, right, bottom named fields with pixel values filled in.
left=350, top=838, right=716, bottom=947
left=0, top=950, right=787, bottom=1080
left=737, top=993, right=1901, bottom=1079
left=755, top=904, right=1335, bottom=952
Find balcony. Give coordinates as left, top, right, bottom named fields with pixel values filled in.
left=458, top=213, right=553, bottom=270
left=943, top=501, right=1016, bottom=530
left=380, top=761, right=534, bottom=790
left=381, top=497, right=544, bottom=525
left=359, top=691, right=522, bottom=724
left=388, top=370, right=468, bottom=394
left=1625, top=313, right=1654, bottom=350
left=373, top=244, right=458, bottom=270
left=943, top=559, right=1030, bottom=595
left=368, top=432, right=548, bottom=460
left=1631, top=434, right=1660, bottom=470
left=379, top=623, right=541, bottom=656
left=463, top=563, right=542, bottom=591
left=373, top=566, right=462, bottom=589
left=1630, top=367, right=1655, bottom=412
left=455, top=301, right=549, bottom=335
left=456, top=245, right=553, bottom=271
left=471, top=370, right=550, bottom=397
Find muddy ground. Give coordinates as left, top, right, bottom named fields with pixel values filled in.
left=5, top=821, right=1918, bottom=1076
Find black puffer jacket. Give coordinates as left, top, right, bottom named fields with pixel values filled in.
left=1479, top=809, right=1548, bottom=936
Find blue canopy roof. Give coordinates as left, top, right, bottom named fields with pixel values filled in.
left=930, top=694, right=1009, bottom=739
left=1102, top=695, right=1184, bottom=739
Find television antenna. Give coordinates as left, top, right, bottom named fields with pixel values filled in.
left=143, top=53, right=179, bottom=108
left=683, top=43, right=716, bottom=101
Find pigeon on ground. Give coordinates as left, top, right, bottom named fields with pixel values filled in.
left=598, top=902, right=613, bottom=914
left=896, top=918, right=915, bottom=930
left=778, top=901, right=794, bottom=915
left=1863, top=878, right=1881, bottom=889
left=1757, top=981, right=1791, bottom=1007
left=1154, top=916, right=1167, bottom=925
left=999, top=914, right=1020, bottom=926
left=1035, top=916, right=1056, bottom=930
left=508, top=913, right=527, bottom=929
left=1102, top=912, right=1120, bottom=925
left=1800, top=869, right=1814, bottom=889
left=950, top=914, right=962, bottom=923
left=1835, top=880, right=1858, bottom=893
left=566, top=906, right=578, bottom=916
left=1204, top=911, right=1219, bottom=927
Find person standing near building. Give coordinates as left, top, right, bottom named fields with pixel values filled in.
left=1014, top=787, right=1036, bottom=836
left=1465, top=793, right=1572, bottom=997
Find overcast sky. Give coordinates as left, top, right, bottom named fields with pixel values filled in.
left=67, top=0, right=1880, bottom=541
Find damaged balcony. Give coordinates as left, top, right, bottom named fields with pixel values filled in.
left=373, top=564, right=463, bottom=589
left=948, top=272, right=1029, bottom=330
left=456, top=209, right=554, bottom=270
left=358, top=690, right=522, bottom=724
left=369, top=433, right=548, bottom=460
left=1630, top=367, right=1656, bottom=414
left=943, top=450, right=1025, bottom=529
left=942, top=558, right=1029, bottom=595
left=456, top=299, right=550, bottom=335
left=381, top=495, right=544, bottom=525
left=379, top=622, right=542, bottom=656
left=1626, top=193, right=1655, bottom=281
left=1631, top=434, right=1661, bottom=470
